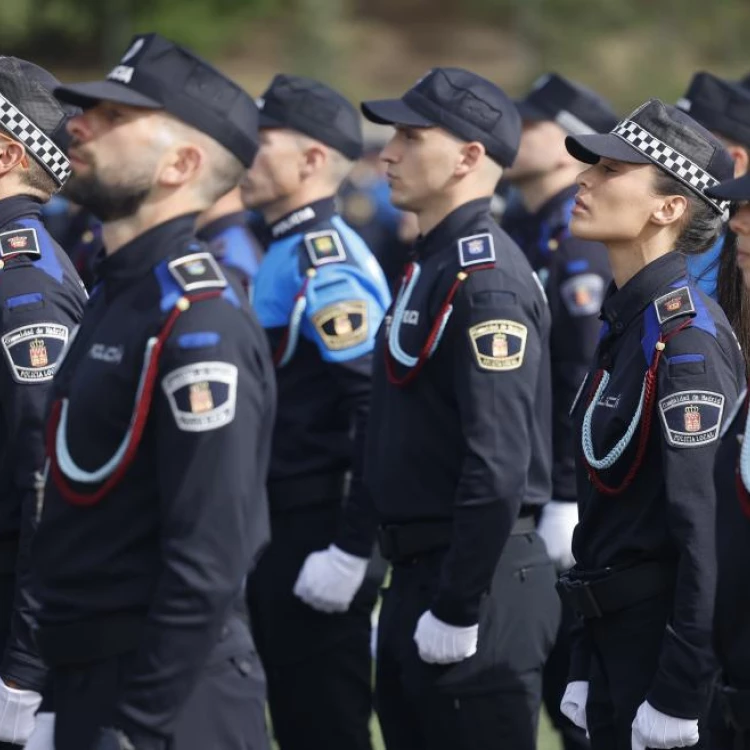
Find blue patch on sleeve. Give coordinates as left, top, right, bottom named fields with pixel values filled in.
left=154, top=260, right=183, bottom=313
left=177, top=332, right=220, bottom=349
left=6, top=292, right=43, bottom=309
left=566, top=259, right=589, bottom=273
left=668, top=354, right=705, bottom=365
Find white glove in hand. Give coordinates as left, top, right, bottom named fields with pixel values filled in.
left=24, top=713, right=55, bottom=750
left=293, top=545, right=369, bottom=613
left=538, top=500, right=578, bottom=570
left=0, top=677, right=43, bottom=743
left=413, top=611, right=478, bottom=664
left=560, top=681, right=589, bottom=732
left=631, top=701, right=699, bottom=750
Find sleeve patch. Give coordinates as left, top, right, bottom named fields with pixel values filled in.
left=161, top=361, right=237, bottom=432
left=654, top=286, right=695, bottom=324
left=468, top=319, right=527, bottom=371
left=168, top=252, right=226, bottom=292
left=658, top=390, right=725, bottom=447
left=1, top=323, right=68, bottom=383
left=560, top=273, right=605, bottom=317
left=0, top=228, right=41, bottom=260
left=458, top=233, right=495, bottom=268
left=311, top=301, right=368, bottom=350
left=304, top=230, right=347, bottom=266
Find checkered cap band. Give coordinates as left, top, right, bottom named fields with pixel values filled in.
left=0, top=92, right=70, bottom=186
left=613, top=119, right=729, bottom=215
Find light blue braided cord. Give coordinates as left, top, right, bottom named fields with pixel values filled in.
left=740, top=399, right=750, bottom=493
left=388, top=263, right=421, bottom=367
left=427, top=307, right=453, bottom=357
left=581, top=370, right=648, bottom=470
left=278, top=294, right=307, bottom=368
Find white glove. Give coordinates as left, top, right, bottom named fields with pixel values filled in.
left=560, top=681, right=589, bottom=732
left=537, top=500, right=578, bottom=570
left=413, top=610, right=478, bottom=664
left=0, top=677, right=43, bottom=743
left=293, top=545, right=369, bottom=613
left=24, top=712, right=55, bottom=750
left=631, top=701, right=699, bottom=750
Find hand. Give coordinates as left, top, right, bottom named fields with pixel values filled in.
left=293, top=545, right=369, bottom=613
left=23, top=712, right=55, bottom=750
left=631, top=701, right=699, bottom=749
left=413, top=610, right=478, bottom=664
left=560, top=681, right=589, bottom=732
left=0, top=676, right=42, bottom=743
left=537, top=500, right=578, bottom=570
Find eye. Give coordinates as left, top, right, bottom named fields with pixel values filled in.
left=601, top=163, right=617, bottom=174
left=102, top=107, right=124, bottom=124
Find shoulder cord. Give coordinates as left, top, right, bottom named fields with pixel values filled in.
left=272, top=268, right=316, bottom=368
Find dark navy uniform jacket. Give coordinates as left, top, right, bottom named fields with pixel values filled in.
left=33, top=214, right=275, bottom=742
left=252, top=197, right=391, bottom=557
left=0, top=195, right=86, bottom=691
left=364, top=197, right=552, bottom=626
left=503, top=184, right=611, bottom=502
left=570, top=252, right=744, bottom=717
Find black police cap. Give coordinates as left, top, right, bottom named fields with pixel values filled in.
left=566, top=99, right=734, bottom=216
left=361, top=67, right=521, bottom=168
left=258, top=75, right=363, bottom=161
left=0, top=57, right=80, bottom=187
left=515, top=73, right=618, bottom=135
left=675, top=72, right=750, bottom=149
left=706, top=172, right=750, bottom=202
left=54, top=34, right=259, bottom=167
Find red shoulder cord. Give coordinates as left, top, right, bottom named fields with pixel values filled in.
left=584, top=318, right=692, bottom=496
left=46, top=290, right=223, bottom=506
left=272, top=269, right=315, bottom=367
left=385, top=262, right=495, bottom=387
left=734, top=387, right=750, bottom=518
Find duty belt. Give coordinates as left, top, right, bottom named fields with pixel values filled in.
left=556, top=560, right=676, bottom=619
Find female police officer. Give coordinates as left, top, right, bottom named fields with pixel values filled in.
left=555, top=100, right=745, bottom=750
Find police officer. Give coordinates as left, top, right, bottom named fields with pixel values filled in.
left=503, top=72, right=617, bottom=750
left=31, top=33, right=274, bottom=750
left=241, top=75, right=390, bottom=750
left=556, top=100, right=745, bottom=750
left=360, top=67, right=560, bottom=750
left=0, top=57, right=86, bottom=748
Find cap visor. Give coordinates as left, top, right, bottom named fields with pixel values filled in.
left=360, top=99, right=434, bottom=127
left=258, top=111, right=286, bottom=129
left=565, top=133, right=651, bottom=165
left=514, top=99, right=549, bottom=122
left=54, top=81, right=162, bottom=110
left=706, top=173, right=750, bottom=201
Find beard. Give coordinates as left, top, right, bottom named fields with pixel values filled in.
left=63, top=171, right=150, bottom=222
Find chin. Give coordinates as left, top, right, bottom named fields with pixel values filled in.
left=569, top=215, right=600, bottom=241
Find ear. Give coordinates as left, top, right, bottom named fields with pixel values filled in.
left=299, top=142, right=327, bottom=180
left=651, top=193, right=688, bottom=227
left=728, top=144, right=750, bottom=178
left=0, top=138, right=28, bottom=177
left=455, top=141, right=485, bottom=177
left=158, top=144, right=203, bottom=188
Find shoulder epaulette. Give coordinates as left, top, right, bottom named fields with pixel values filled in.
left=458, top=233, right=495, bottom=268
left=654, top=286, right=695, bottom=325
left=304, top=229, right=347, bottom=267
left=168, top=251, right=227, bottom=292
left=0, top=227, right=42, bottom=265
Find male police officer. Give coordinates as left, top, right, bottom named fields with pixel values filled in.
left=503, top=72, right=617, bottom=750
left=32, top=34, right=274, bottom=750
left=242, top=74, right=390, bottom=750
left=0, top=57, right=86, bottom=748
left=360, top=67, right=560, bottom=750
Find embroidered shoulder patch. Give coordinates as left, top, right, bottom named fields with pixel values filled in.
left=161, top=361, right=237, bottom=432
left=1, top=323, right=69, bottom=383
left=0, top=228, right=41, bottom=261
left=312, top=301, right=368, bottom=350
left=458, top=233, right=495, bottom=268
left=658, top=390, right=725, bottom=447
left=654, top=286, right=695, bottom=325
left=168, top=252, right=226, bottom=292
left=560, top=273, right=605, bottom=317
left=304, top=230, right=347, bottom=267
left=468, top=319, right=527, bottom=371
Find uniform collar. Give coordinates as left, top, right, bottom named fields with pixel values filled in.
left=0, top=194, right=43, bottom=228
left=268, top=197, right=337, bottom=241
left=601, top=252, right=687, bottom=330
left=95, top=213, right=198, bottom=290
left=196, top=211, right=249, bottom=243
left=414, top=197, right=492, bottom=260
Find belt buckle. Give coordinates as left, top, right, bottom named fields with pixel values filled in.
left=566, top=578, right=603, bottom=619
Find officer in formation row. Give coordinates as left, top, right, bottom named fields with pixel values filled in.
left=1, top=31, right=750, bottom=750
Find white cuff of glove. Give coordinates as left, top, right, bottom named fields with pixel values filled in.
left=560, top=680, right=589, bottom=733
left=24, top=712, right=55, bottom=750
left=413, top=610, right=478, bottom=664
left=0, top=677, right=43, bottom=743
left=293, top=544, right=369, bottom=613
left=631, top=701, right=699, bottom=750
left=537, top=500, right=578, bottom=570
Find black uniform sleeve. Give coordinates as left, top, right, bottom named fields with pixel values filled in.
left=647, top=325, right=741, bottom=718
left=115, top=301, right=274, bottom=739
left=430, top=269, right=549, bottom=626
left=0, top=272, right=83, bottom=691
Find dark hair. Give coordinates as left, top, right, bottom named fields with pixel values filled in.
left=651, top=168, right=724, bottom=255
left=717, top=229, right=750, bottom=376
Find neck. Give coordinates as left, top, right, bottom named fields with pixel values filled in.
left=515, top=165, right=581, bottom=214
left=416, top=188, right=490, bottom=237
left=196, top=188, right=243, bottom=231
left=263, top=185, right=335, bottom=225
left=606, top=230, right=675, bottom=288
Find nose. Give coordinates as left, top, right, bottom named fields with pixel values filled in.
left=380, top=136, right=399, bottom=165
left=66, top=111, right=93, bottom=143
left=577, top=165, right=594, bottom=189
left=730, top=203, right=750, bottom=236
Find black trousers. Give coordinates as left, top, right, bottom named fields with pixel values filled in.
left=51, top=615, right=269, bottom=750
left=375, top=531, right=560, bottom=750
left=246, top=504, right=380, bottom=750
left=586, top=592, right=708, bottom=750
left=0, top=574, right=18, bottom=750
